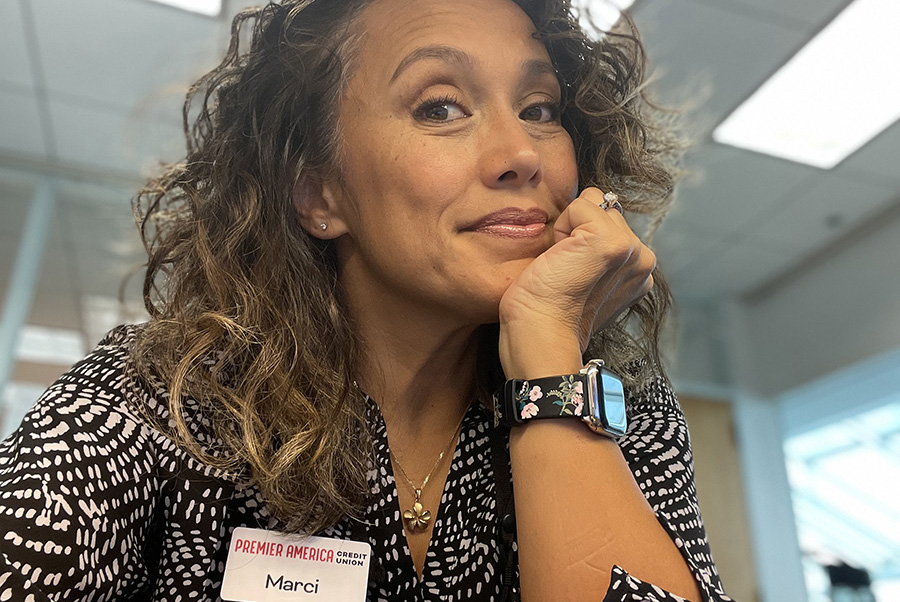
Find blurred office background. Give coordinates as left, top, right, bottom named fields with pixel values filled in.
left=1, top=1, right=898, bottom=601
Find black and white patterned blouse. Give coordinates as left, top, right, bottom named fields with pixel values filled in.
left=0, top=326, right=732, bottom=601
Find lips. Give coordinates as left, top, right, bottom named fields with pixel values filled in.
left=464, top=207, right=550, bottom=238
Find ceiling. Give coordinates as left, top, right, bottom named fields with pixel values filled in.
left=1, top=0, right=899, bottom=347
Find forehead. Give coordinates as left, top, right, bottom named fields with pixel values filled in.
left=352, top=0, right=549, bottom=80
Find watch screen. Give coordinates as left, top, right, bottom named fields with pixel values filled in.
left=601, top=368, right=627, bottom=435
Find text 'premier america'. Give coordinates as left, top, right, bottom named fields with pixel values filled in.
left=232, top=538, right=369, bottom=565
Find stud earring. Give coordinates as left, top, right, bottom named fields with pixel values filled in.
left=319, top=223, right=328, bottom=231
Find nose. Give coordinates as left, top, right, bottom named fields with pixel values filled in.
left=479, top=113, right=543, bottom=189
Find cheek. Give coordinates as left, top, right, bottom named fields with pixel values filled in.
left=547, top=139, right=580, bottom=204
left=343, top=145, right=470, bottom=243
left=385, top=139, right=473, bottom=209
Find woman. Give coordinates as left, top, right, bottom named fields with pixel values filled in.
left=0, top=0, right=732, bottom=600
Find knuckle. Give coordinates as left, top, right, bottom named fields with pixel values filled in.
left=613, top=233, right=640, bottom=256
left=613, top=242, right=634, bottom=261
left=643, top=247, right=657, bottom=270
left=634, top=274, right=654, bottom=298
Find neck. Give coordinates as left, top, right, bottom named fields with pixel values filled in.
left=356, top=304, right=481, bottom=435
left=341, top=277, right=484, bottom=439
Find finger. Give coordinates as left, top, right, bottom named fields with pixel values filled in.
left=568, top=189, right=655, bottom=275
left=595, top=189, right=624, bottom=215
left=588, top=270, right=655, bottom=336
left=594, top=251, right=655, bottom=305
left=585, top=242, right=656, bottom=321
left=554, top=203, right=650, bottom=278
left=581, top=188, right=630, bottom=228
left=553, top=189, right=631, bottom=242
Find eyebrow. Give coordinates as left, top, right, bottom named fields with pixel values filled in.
left=389, top=44, right=558, bottom=85
left=390, top=45, right=475, bottom=83
left=521, top=58, right=559, bottom=81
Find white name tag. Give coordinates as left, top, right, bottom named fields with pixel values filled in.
left=221, top=527, right=371, bottom=601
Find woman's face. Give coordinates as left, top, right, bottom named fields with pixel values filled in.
left=327, top=0, right=578, bottom=324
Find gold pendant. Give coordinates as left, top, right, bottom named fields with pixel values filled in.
left=403, top=490, right=432, bottom=532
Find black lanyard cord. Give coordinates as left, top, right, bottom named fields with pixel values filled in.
left=489, top=425, right=520, bottom=602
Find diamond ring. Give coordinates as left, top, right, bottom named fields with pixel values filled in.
left=599, top=191, right=623, bottom=214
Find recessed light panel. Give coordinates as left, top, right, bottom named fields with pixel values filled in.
left=714, top=0, right=900, bottom=169
left=147, top=0, right=222, bottom=17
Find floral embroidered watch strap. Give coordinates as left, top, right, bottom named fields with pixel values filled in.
left=503, top=374, right=588, bottom=421
left=495, top=360, right=628, bottom=438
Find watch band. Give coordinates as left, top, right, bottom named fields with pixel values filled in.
left=494, top=359, right=627, bottom=438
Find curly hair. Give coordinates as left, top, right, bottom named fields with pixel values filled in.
left=129, top=0, right=681, bottom=534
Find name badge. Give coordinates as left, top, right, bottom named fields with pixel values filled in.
left=221, top=527, right=371, bottom=601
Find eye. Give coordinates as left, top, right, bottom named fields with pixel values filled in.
left=519, top=102, right=560, bottom=123
left=414, top=94, right=469, bottom=123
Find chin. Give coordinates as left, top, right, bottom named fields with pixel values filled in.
left=466, top=278, right=524, bottom=325
left=439, top=257, right=537, bottom=324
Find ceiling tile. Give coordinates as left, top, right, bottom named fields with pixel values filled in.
left=707, top=0, right=852, bottom=28
left=0, top=87, right=47, bottom=159
left=838, top=119, right=900, bottom=184
left=653, top=214, right=731, bottom=279
left=49, top=97, right=185, bottom=175
left=31, top=0, right=227, bottom=113
left=672, top=143, right=821, bottom=232
left=672, top=235, right=798, bottom=301
left=0, top=1, right=35, bottom=90
left=632, top=0, right=811, bottom=134
left=751, top=173, right=900, bottom=256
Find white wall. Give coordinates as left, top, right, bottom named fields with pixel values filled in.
left=743, top=203, right=900, bottom=397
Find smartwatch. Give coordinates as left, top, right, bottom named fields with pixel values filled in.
left=495, top=359, right=627, bottom=438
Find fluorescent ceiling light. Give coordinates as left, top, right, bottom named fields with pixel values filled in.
left=573, top=0, right=636, bottom=39
left=713, top=0, right=900, bottom=169
left=147, top=0, right=221, bottom=17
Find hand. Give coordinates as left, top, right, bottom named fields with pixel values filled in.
left=498, top=188, right=656, bottom=377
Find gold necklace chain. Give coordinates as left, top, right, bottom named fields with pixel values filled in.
left=390, top=409, right=467, bottom=533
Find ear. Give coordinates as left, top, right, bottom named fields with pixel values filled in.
left=292, top=174, right=350, bottom=239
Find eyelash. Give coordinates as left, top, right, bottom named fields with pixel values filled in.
left=414, top=94, right=467, bottom=122
left=413, top=94, right=561, bottom=123
left=521, top=100, right=561, bottom=123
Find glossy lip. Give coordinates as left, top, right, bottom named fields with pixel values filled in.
left=463, top=207, right=550, bottom=239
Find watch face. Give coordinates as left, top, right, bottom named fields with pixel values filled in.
left=600, top=368, right=627, bottom=436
